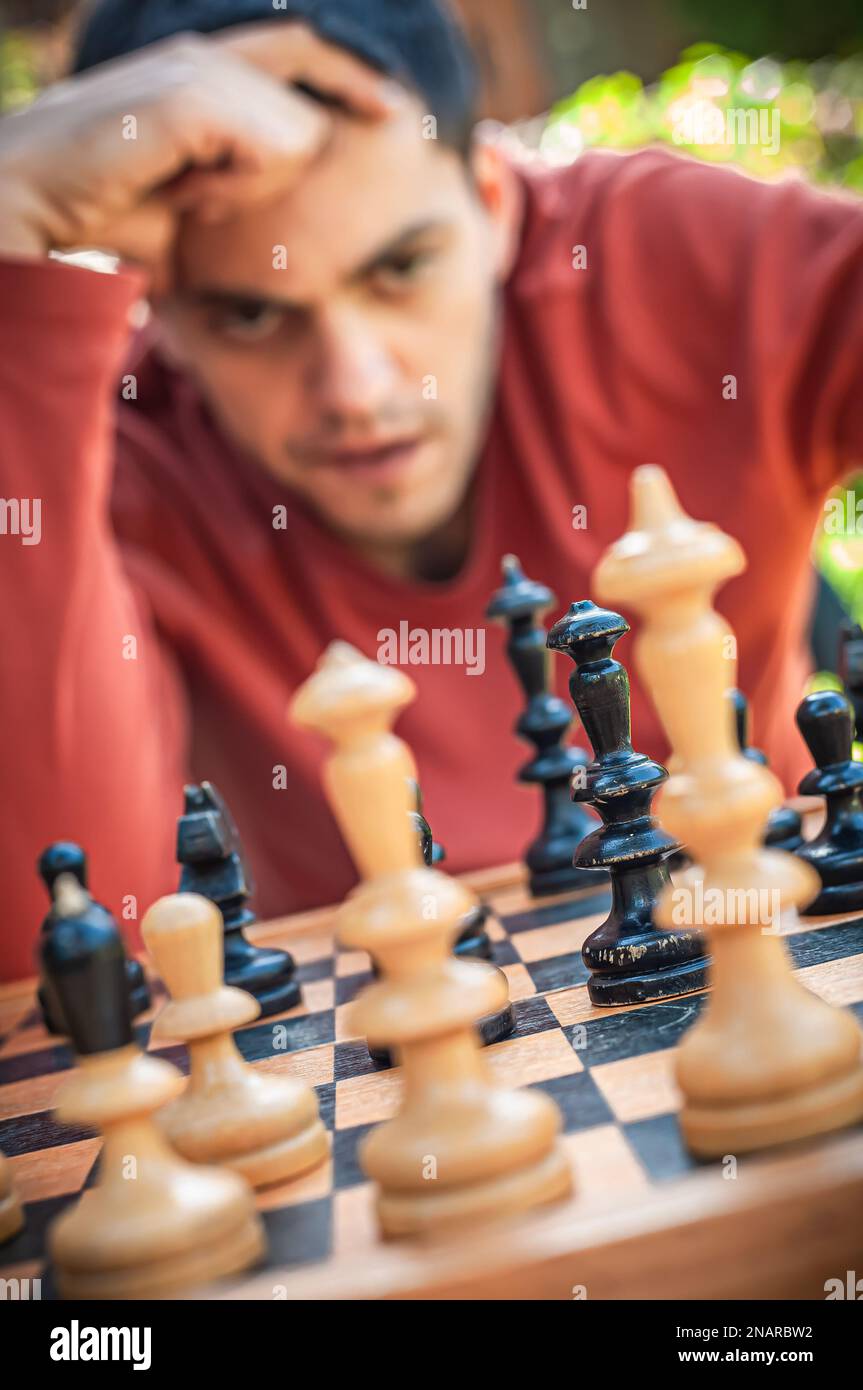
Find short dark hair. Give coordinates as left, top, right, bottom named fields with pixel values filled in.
left=72, top=0, right=478, bottom=151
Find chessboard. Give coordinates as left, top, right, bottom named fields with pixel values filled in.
left=2, top=803, right=863, bottom=1302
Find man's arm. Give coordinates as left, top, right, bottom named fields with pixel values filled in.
left=0, top=257, right=189, bottom=979
left=0, top=24, right=398, bottom=979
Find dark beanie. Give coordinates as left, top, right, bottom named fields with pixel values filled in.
left=72, top=0, right=478, bottom=148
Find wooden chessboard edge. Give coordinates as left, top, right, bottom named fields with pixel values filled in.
left=198, top=1128, right=863, bottom=1301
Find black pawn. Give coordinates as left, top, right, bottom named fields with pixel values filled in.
left=40, top=876, right=135, bottom=1058
left=486, top=556, right=604, bottom=897
left=414, top=786, right=514, bottom=1045
left=408, top=778, right=446, bottom=869
left=176, top=782, right=300, bottom=1015
left=838, top=619, right=863, bottom=741
left=547, top=601, right=709, bottom=1006
left=408, top=779, right=492, bottom=960
left=36, top=843, right=150, bottom=1035
left=729, top=689, right=803, bottom=852
left=795, top=690, right=863, bottom=914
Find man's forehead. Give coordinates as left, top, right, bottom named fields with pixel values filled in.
left=175, top=103, right=471, bottom=297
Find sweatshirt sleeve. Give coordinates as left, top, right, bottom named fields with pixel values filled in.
left=0, top=257, right=188, bottom=982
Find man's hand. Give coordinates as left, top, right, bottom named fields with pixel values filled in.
left=0, top=22, right=400, bottom=284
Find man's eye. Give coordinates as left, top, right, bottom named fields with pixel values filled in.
left=212, top=302, right=283, bottom=342
left=371, top=251, right=433, bottom=292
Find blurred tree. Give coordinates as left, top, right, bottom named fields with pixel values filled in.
left=0, top=0, right=78, bottom=108
left=452, top=0, right=552, bottom=119
left=673, top=0, right=863, bottom=61
left=1, top=0, right=77, bottom=17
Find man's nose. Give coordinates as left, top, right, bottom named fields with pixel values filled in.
left=308, top=308, right=399, bottom=423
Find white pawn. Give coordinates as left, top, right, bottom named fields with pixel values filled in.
left=142, top=893, right=329, bottom=1187
left=595, top=466, right=863, bottom=1155
left=46, top=876, right=263, bottom=1299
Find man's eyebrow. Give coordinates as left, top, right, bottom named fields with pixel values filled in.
left=350, top=218, right=449, bottom=280
left=184, top=219, right=449, bottom=311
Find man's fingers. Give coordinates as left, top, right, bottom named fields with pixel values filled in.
left=74, top=197, right=176, bottom=290
left=159, top=82, right=329, bottom=214
left=161, top=164, right=273, bottom=213
left=213, top=21, right=406, bottom=117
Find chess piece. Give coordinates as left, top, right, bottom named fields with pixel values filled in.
left=45, top=874, right=264, bottom=1298
left=729, top=690, right=803, bottom=852
left=795, top=690, right=863, bottom=914
left=838, top=618, right=863, bottom=746
left=362, top=782, right=516, bottom=1069
left=142, top=893, right=328, bottom=1186
left=486, top=556, right=603, bottom=896
left=292, top=643, right=571, bottom=1235
left=0, top=1151, right=23, bottom=1244
left=177, top=782, right=300, bottom=1016
left=547, top=600, right=708, bottom=1005
left=409, top=778, right=445, bottom=867
left=409, top=778, right=496, bottom=963
left=411, top=781, right=514, bottom=1044
left=36, top=842, right=150, bottom=1033
left=595, top=465, right=863, bottom=1156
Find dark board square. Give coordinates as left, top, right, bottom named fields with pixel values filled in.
left=0, top=1193, right=74, bottom=1266
left=235, top=1008, right=335, bottom=1062
left=526, top=951, right=589, bottom=996
left=785, top=921, right=863, bottom=969
left=503, top=890, right=610, bottom=936
left=316, top=1081, right=336, bottom=1132
left=0, top=1042, right=74, bottom=1088
left=336, top=970, right=374, bottom=1008
left=150, top=1041, right=190, bottom=1074
left=261, top=1197, right=332, bottom=1272
left=623, top=1114, right=700, bottom=1183
left=569, top=995, right=706, bottom=1069
left=531, top=1070, right=615, bottom=1135
left=488, top=937, right=520, bottom=967
left=509, top=993, right=561, bottom=1038
left=333, top=1122, right=375, bottom=1190
left=295, top=956, right=336, bottom=984
left=81, top=1148, right=102, bottom=1189
left=0, top=1110, right=95, bottom=1159
left=334, top=1039, right=378, bottom=1083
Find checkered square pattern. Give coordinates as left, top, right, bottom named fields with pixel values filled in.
left=2, top=871, right=862, bottom=1294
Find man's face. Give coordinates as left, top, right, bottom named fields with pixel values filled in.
left=158, top=102, right=519, bottom=550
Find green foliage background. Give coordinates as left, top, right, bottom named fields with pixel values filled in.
left=540, top=43, right=863, bottom=190
left=0, top=30, right=40, bottom=110
left=673, top=0, right=863, bottom=62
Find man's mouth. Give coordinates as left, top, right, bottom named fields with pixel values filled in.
left=296, top=436, right=425, bottom=484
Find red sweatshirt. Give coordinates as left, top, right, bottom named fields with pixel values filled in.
left=2, top=148, right=863, bottom=982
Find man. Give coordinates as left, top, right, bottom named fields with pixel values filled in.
left=0, top=0, right=861, bottom=980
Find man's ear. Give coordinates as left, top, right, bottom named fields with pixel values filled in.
left=469, top=128, right=525, bottom=282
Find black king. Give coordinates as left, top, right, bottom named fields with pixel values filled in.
left=547, top=599, right=709, bottom=1006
